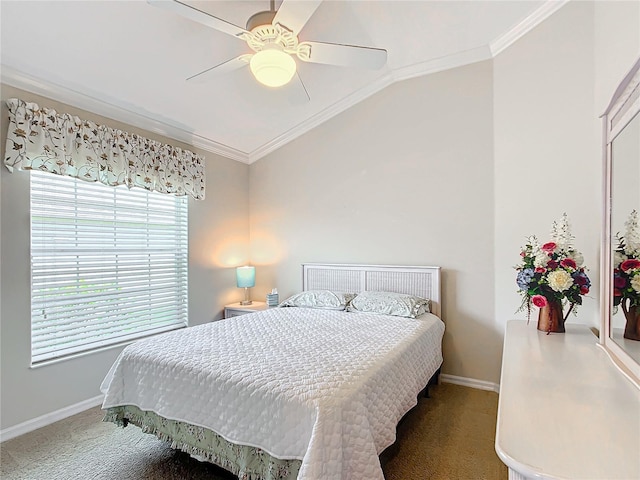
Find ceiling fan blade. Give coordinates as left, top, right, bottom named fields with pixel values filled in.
left=148, top=0, right=249, bottom=39
left=300, top=41, right=387, bottom=69
left=272, top=0, right=322, bottom=35
left=186, top=56, right=250, bottom=83
left=284, top=72, right=310, bottom=105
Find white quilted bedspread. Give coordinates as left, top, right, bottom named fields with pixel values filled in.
left=101, top=308, right=444, bottom=480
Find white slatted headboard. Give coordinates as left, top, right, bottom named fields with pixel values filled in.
left=302, top=263, right=441, bottom=318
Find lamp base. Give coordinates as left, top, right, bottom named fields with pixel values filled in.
left=240, top=286, right=252, bottom=306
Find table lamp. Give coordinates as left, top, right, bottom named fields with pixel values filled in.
left=236, top=266, right=255, bottom=305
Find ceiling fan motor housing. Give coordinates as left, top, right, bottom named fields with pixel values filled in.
left=246, top=10, right=276, bottom=32
left=244, top=22, right=300, bottom=57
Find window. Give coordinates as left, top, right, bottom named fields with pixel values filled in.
left=30, top=171, right=188, bottom=364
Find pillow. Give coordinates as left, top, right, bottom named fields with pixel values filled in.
left=278, top=290, right=356, bottom=311
left=347, top=291, right=430, bottom=318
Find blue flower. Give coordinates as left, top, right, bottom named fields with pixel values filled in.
left=572, top=271, right=591, bottom=289
left=517, top=268, right=534, bottom=290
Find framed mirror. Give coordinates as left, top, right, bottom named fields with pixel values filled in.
left=601, top=56, right=640, bottom=387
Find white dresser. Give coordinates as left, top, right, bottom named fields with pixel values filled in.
left=495, top=320, right=640, bottom=480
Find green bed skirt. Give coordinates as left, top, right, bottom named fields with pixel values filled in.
left=103, top=406, right=301, bottom=480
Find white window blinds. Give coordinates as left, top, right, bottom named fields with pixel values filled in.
left=30, top=171, right=188, bottom=364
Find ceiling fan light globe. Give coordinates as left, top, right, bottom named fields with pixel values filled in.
left=250, top=49, right=296, bottom=88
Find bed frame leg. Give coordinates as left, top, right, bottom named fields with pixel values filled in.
left=423, top=367, right=441, bottom=398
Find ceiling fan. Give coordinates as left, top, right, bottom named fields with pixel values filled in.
left=148, top=0, right=387, bottom=100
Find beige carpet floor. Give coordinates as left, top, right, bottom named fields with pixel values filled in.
left=1, top=383, right=507, bottom=480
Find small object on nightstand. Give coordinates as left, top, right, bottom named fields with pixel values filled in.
left=266, top=288, right=279, bottom=307
left=224, top=301, right=269, bottom=319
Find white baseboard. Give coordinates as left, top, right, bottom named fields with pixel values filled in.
left=0, top=394, right=104, bottom=443
left=440, top=373, right=500, bottom=393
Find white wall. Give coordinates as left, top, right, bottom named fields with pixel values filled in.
left=0, top=85, right=250, bottom=431
left=250, top=60, right=501, bottom=384
left=594, top=1, right=640, bottom=114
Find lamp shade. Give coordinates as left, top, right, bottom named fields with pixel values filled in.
left=236, top=266, right=256, bottom=288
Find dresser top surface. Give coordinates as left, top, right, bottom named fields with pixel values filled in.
left=496, top=320, right=640, bottom=479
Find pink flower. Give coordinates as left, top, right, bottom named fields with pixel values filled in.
left=547, top=260, right=559, bottom=269
left=560, top=258, right=577, bottom=269
left=541, top=242, right=557, bottom=253
left=620, top=259, right=640, bottom=272
left=531, top=295, right=548, bottom=308
left=535, top=267, right=546, bottom=273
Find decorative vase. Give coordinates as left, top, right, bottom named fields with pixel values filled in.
left=623, top=305, right=640, bottom=341
left=537, top=300, right=565, bottom=333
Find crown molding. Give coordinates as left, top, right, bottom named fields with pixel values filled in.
left=1, top=1, right=563, bottom=165
left=0, top=66, right=252, bottom=164
left=391, top=45, right=492, bottom=83
left=490, top=0, right=569, bottom=57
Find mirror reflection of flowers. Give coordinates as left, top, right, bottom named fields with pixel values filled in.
left=613, top=209, right=640, bottom=314
left=515, top=213, right=591, bottom=319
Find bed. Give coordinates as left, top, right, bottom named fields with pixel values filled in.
left=101, top=263, right=444, bottom=480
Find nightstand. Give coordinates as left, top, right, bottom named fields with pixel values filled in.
left=224, top=301, right=270, bottom=319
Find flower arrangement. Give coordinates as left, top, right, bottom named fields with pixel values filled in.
left=613, top=210, right=640, bottom=312
left=515, top=214, right=591, bottom=320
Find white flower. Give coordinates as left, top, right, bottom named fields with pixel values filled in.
left=534, top=252, right=550, bottom=268
left=623, top=210, right=640, bottom=257
left=524, top=236, right=541, bottom=254
left=551, top=213, right=575, bottom=251
left=613, top=251, right=627, bottom=268
left=569, top=250, right=584, bottom=267
left=632, top=274, right=640, bottom=295
left=548, top=269, right=574, bottom=292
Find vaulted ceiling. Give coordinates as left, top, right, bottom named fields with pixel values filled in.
left=1, top=0, right=563, bottom=163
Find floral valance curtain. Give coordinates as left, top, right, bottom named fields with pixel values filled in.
left=4, top=98, right=205, bottom=200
